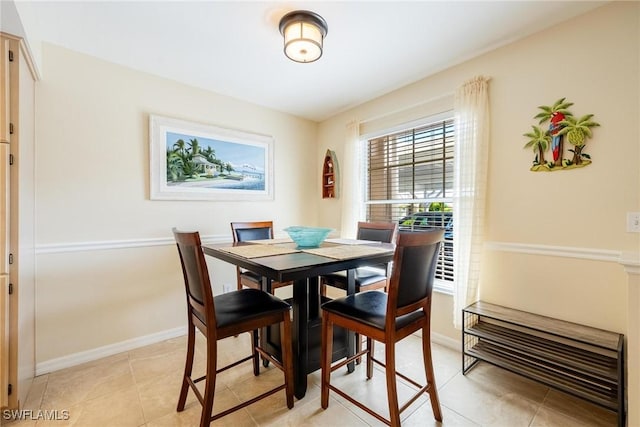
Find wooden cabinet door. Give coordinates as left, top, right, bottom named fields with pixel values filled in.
left=0, top=37, right=11, bottom=410
left=0, top=274, right=8, bottom=408
left=0, top=34, right=36, bottom=411
left=0, top=39, right=9, bottom=143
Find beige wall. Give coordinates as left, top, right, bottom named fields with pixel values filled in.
left=319, top=5, right=640, bottom=419
left=318, top=2, right=639, bottom=339
left=35, top=44, right=318, bottom=363
left=26, top=2, right=640, bottom=406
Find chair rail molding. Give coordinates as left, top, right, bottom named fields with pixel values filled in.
left=620, top=251, right=640, bottom=275
left=35, top=234, right=231, bottom=254
left=484, top=241, right=623, bottom=263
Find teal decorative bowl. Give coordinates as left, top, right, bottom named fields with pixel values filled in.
left=284, top=226, right=332, bottom=248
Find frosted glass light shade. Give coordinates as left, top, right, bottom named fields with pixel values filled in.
left=279, top=11, right=328, bottom=63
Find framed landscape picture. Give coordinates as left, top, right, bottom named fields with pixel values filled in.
left=149, top=115, right=274, bottom=201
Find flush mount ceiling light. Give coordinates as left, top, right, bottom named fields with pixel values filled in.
left=279, top=10, right=328, bottom=63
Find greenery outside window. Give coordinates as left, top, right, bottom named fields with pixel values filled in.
left=364, top=115, right=454, bottom=292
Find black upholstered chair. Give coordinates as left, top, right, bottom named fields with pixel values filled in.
left=320, top=229, right=444, bottom=427
left=231, top=221, right=293, bottom=294
left=173, top=228, right=294, bottom=426
left=320, top=221, right=398, bottom=361
left=320, top=221, right=398, bottom=296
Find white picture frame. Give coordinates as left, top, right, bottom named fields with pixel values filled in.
left=149, top=114, right=274, bottom=201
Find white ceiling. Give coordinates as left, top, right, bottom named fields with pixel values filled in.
left=15, top=1, right=606, bottom=122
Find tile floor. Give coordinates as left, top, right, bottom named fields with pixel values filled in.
left=5, top=332, right=617, bottom=427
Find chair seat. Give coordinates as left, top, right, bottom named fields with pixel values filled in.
left=240, top=270, right=262, bottom=284
left=240, top=271, right=289, bottom=290
left=174, top=228, right=294, bottom=425
left=214, top=288, right=291, bottom=329
left=321, top=291, right=423, bottom=331
left=321, top=266, right=387, bottom=290
left=321, top=230, right=444, bottom=426
left=321, top=221, right=397, bottom=297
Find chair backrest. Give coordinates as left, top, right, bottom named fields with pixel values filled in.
left=386, top=229, right=443, bottom=319
left=356, top=221, right=398, bottom=244
left=231, top=221, right=274, bottom=243
left=356, top=221, right=399, bottom=274
left=173, top=228, right=216, bottom=333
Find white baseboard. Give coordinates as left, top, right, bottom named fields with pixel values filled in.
left=431, top=332, right=460, bottom=352
left=36, top=326, right=187, bottom=376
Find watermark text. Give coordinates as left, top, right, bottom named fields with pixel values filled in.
left=2, top=409, right=70, bottom=421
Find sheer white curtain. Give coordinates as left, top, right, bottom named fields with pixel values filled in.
left=340, top=120, right=362, bottom=238
left=453, top=76, right=490, bottom=328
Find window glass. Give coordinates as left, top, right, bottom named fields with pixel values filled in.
left=365, top=117, right=454, bottom=289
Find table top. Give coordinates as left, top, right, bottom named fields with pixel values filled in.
left=202, top=240, right=395, bottom=283
left=203, top=238, right=390, bottom=398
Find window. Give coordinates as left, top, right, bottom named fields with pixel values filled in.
left=364, top=116, right=454, bottom=291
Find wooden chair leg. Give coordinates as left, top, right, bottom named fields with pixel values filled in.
left=280, top=313, right=295, bottom=409
left=177, top=324, right=195, bottom=412
left=366, top=337, right=374, bottom=379
left=321, top=314, right=334, bottom=409
left=201, top=336, right=217, bottom=427
left=234, top=280, right=242, bottom=337
left=422, top=326, right=443, bottom=421
left=385, top=342, right=401, bottom=427
left=252, top=329, right=260, bottom=376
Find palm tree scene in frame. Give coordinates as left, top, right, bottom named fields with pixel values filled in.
left=523, top=97, right=600, bottom=172
left=166, top=133, right=266, bottom=190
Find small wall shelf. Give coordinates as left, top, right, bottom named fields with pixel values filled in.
left=322, top=149, right=338, bottom=199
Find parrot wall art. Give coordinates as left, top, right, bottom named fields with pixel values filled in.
left=523, top=98, right=599, bottom=172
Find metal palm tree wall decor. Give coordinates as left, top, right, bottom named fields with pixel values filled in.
left=523, top=98, right=600, bottom=172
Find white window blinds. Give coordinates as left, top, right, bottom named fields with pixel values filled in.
left=365, top=118, right=454, bottom=284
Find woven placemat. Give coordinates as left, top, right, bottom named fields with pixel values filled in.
left=302, top=244, right=392, bottom=260
left=325, top=238, right=380, bottom=245
left=245, top=238, right=294, bottom=245
left=218, top=244, right=300, bottom=258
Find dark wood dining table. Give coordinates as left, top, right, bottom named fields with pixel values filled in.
left=202, top=239, right=395, bottom=399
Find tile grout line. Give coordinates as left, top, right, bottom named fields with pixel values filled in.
left=529, top=388, right=551, bottom=427
left=128, top=351, right=149, bottom=426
